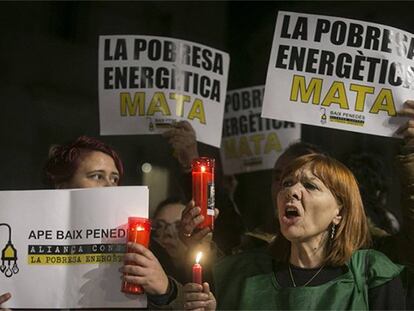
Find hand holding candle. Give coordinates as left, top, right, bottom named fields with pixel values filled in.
left=122, top=217, right=151, bottom=295
left=192, top=252, right=203, bottom=284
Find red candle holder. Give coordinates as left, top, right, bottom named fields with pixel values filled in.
left=192, top=157, right=215, bottom=230
left=121, top=217, right=151, bottom=295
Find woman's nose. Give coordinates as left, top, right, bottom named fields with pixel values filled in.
left=103, top=177, right=116, bottom=187
left=286, top=183, right=302, bottom=200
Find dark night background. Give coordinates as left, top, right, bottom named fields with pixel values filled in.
left=0, top=1, right=410, bottom=230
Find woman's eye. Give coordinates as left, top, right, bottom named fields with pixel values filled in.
left=110, top=176, right=119, bottom=184
left=282, top=179, right=293, bottom=187
left=89, top=174, right=103, bottom=180
left=304, top=182, right=318, bottom=190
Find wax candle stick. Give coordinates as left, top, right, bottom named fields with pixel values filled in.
left=192, top=252, right=203, bottom=284
left=192, top=157, right=215, bottom=230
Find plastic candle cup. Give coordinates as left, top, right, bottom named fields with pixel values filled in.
left=121, top=217, right=151, bottom=295
left=192, top=157, right=215, bottom=230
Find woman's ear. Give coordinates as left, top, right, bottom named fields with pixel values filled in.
left=332, top=214, right=342, bottom=225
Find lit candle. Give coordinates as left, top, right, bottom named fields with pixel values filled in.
left=192, top=252, right=203, bottom=284
left=192, top=157, right=215, bottom=230
left=122, top=217, right=151, bottom=295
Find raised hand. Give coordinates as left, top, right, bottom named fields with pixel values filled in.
left=179, top=200, right=219, bottom=248
left=122, top=243, right=169, bottom=295
left=183, top=282, right=216, bottom=311
left=397, top=100, right=414, bottom=153
left=163, top=121, right=199, bottom=171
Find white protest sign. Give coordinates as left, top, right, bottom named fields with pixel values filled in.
left=0, top=186, right=148, bottom=309
left=99, top=35, right=230, bottom=147
left=221, top=86, right=301, bottom=175
left=262, top=11, right=413, bottom=137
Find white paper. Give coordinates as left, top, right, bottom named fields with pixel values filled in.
left=0, top=186, right=148, bottom=309
left=221, top=85, right=301, bottom=174
left=98, top=35, right=230, bottom=147
left=262, top=11, right=413, bottom=137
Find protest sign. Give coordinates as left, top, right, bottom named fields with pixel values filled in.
left=0, top=186, right=148, bottom=309
left=221, top=86, right=301, bottom=175
left=262, top=11, right=413, bottom=137
left=99, top=35, right=230, bottom=147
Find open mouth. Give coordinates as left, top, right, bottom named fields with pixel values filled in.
left=285, top=207, right=300, bottom=219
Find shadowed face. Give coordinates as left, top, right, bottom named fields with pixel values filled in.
left=153, top=203, right=187, bottom=260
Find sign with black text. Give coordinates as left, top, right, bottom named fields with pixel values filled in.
left=99, top=35, right=230, bottom=147
left=262, top=11, right=413, bottom=137
left=0, top=186, right=148, bottom=309
left=221, top=86, right=301, bottom=174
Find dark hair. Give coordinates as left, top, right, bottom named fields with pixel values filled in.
left=153, top=197, right=185, bottom=219
left=43, top=136, right=124, bottom=187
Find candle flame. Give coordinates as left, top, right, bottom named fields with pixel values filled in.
left=201, top=165, right=206, bottom=173
left=135, top=225, right=145, bottom=231
left=195, top=251, right=202, bottom=264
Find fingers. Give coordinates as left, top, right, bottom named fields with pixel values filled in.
left=396, top=119, right=414, bottom=138
left=184, top=282, right=203, bottom=293
left=0, top=292, right=11, bottom=304
left=177, top=120, right=196, bottom=133
left=183, top=282, right=215, bottom=311
left=184, top=283, right=208, bottom=310
left=202, top=282, right=212, bottom=294
left=214, top=208, right=220, bottom=219
left=121, top=264, right=146, bottom=276
left=163, top=121, right=196, bottom=138
left=123, top=274, right=146, bottom=285
left=190, top=227, right=211, bottom=241
left=398, top=100, right=414, bottom=118
left=181, top=201, right=204, bottom=235
left=182, top=200, right=196, bottom=218
left=126, top=242, right=155, bottom=260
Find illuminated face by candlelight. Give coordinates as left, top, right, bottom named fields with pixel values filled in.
left=277, top=165, right=342, bottom=244
left=60, top=151, right=120, bottom=189
left=153, top=202, right=187, bottom=260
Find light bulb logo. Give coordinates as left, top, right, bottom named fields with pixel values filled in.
left=0, top=223, right=19, bottom=278
left=320, top=108, right=327, bottom=125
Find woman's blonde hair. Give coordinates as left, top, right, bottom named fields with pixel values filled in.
left=270, top=153, right=371, bottom=266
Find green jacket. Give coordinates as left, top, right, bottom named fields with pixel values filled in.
left=213, top=249, right=403, bottom=310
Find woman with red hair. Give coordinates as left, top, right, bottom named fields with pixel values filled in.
left=184, top=154, right=405, bottom=310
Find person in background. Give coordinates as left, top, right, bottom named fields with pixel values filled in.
left=152, top=197, right=189, bottom=284
left=346, top=152, right=400, bottom=235
left=183, top=153, right=405, bottom=310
